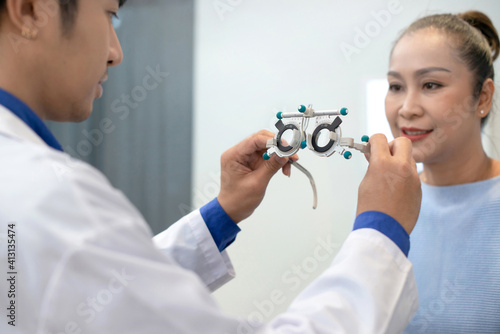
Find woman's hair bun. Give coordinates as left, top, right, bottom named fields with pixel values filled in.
left=458, top=10, right=500, bottom=61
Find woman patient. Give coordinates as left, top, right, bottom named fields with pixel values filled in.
left=384, top=10, right=500, bottom=333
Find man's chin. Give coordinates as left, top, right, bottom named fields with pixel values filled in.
left=69, top=104, right=94, bottom=123
left=47, top=109, right=93, bottom=123
left=73, top=112, right=92, bottom=123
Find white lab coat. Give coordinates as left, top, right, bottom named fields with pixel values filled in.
left=0, top=105, right=418, bottom=334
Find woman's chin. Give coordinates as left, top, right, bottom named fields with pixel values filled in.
left=411, top=148, right=428, bottom=164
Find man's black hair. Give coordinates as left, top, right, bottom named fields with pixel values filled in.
left=0, top=0, right=127, bottom=31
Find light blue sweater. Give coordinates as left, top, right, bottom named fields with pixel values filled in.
left=404, top=175, right=500, bottom=333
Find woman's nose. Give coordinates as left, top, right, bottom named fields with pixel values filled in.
left=399, top=90, right=424, bottom=119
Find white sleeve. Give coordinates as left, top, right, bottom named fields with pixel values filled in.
left=152, top=210, right=235, bottom=292
left=267, top=228, right=419, bottom=334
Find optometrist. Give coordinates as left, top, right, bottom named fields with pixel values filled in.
left=0, top=0, right=421, bottom=333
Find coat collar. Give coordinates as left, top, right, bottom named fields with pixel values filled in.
left=0, top=88, right=63, bottom=151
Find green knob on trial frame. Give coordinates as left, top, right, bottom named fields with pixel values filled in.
left=343, top=151, right=352, bottom=160
left=361, top=135, right=369, bottom=143
left=340, top=108, right=348, bottom=116
left=263, top=152, right=271, bottom=160
left=298, top=105, right=307, bottom=113
left=301, top=140, right=307, bottom=149
left=276, top=112, right=283, bottom=119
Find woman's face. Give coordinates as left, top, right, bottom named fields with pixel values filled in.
left=385, top=28, right=482, bottom=164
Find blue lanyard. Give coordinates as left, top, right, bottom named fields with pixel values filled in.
left=0, top=88, right=63, bottom=151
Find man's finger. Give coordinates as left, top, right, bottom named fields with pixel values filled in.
left=282, top=161, right=291, bottom=177
left=368, top=133, right=390, bottom=159
left=255, top=154, right=288, bottom=182
left=390, top=137, right=413, bottom=161
left=237, top=130, right=275, bottom=156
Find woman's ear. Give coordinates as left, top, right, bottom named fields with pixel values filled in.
left=477, top=78, right=495, bottom=118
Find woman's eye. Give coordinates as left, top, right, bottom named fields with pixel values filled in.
left=423, top=82, right=441, bottom=90
left=388, top=84, right=402, bottom=92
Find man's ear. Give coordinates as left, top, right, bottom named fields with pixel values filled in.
left=5, top=0, right=58, bottom=38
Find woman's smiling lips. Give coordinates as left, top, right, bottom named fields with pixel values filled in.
left=400, top=127, right=434, bottom=142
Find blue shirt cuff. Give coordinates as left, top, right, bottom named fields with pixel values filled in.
left=199, top=198, right=241, bottom=252
left=353, top=211, right=410, bottom=257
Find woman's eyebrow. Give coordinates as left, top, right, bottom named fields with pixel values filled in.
left=387, top=67, right=452, bottom=78
left=414, top=67, right=452, bottom=76
left=387, top=71, right=403, bottom=79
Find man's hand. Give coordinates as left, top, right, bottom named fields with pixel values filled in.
left=217, top=130, right=296, bottom=223
left=356, top=134, right=422, bottom=234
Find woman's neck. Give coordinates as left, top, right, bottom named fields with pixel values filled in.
left=421, top=148, right=500, bottom=186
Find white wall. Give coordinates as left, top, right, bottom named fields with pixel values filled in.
left=193, top=0, right=500, bottom=322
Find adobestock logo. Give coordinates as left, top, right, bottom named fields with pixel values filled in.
left=224, top=235, right=340, bottom=334
left=383, top=93, right=479, bottom=192
left=50, top=64, right=169, bottom=182
left=8, top=0, right=61, bottom=53
left=49, top=268, right=135, bottom=334
left=213, top=0, right=244, bottom=21
left=339, top=0, right=404, bottom=63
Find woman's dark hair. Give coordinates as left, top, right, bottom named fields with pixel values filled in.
left=392, top=11, right=500, bottom=126
left=0, top=0, right=127, bottom=31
